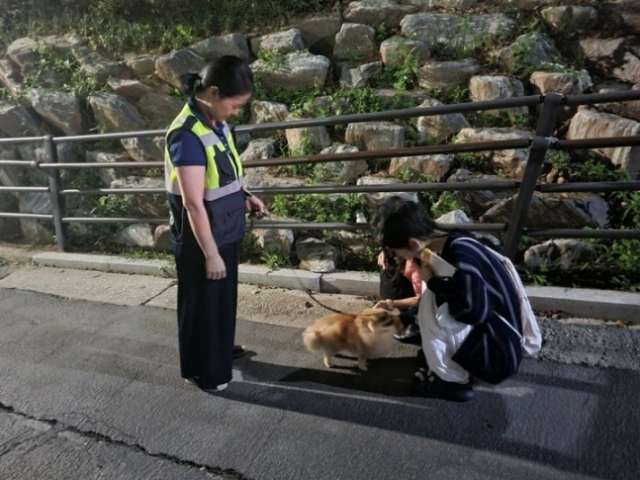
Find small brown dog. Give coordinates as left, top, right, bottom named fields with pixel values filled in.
left=302, top=308, right=402, bottom=371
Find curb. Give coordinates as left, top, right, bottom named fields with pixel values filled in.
left=11, top=251, right=640, bottom=324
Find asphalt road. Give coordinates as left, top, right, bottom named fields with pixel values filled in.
left=0, top=287, right=638, bottom=480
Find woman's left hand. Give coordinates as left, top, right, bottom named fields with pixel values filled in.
left=245, top=195, right=267, bottom=217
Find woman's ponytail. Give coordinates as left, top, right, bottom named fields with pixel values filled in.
left=179, top=73, right=203, bottom=96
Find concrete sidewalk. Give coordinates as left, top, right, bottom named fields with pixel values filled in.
left=2, top=248, right=638, bottom=324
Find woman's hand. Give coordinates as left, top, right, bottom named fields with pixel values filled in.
left=420, top=263, right=436, bottom=282
left=374, top=300, right=390, bottom=310
left=206, top=252, right=227, bottom=280
left=377, top=250, right=387, bottom=268
left=245, top=195, right=267, bottom=217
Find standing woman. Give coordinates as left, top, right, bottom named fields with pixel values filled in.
left=165, top=55, right=266, bottom=393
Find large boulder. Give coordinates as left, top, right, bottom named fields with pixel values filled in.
left=389, top=154, right=454, bottom=181
left=0, top=59, right=24, bottom=97
left=86, top=151, right=144, bottom=185
left=109, top=176, right=166, bottom=217
left=380, top=36, right=431, bottom=68
left=541, top=6, right=598, bottom=32
left=252, top=52, right=331, bottom=91
left=117, top=223, right=155, bottom=248
left=592, top=83, right=640, bottom=121
left=344, top=0, right=417, bottom=28
left=250, top=29, right=306, bottom=55
left=455, top=128, right=535, bottom=179
left=6, top=37, right=40, bottom=74
left=446, top=169, right=512, bottom=219
left=567, top=109, right=640, bottom=174
left=26, top=88, right=87, bottom=136
left=285, top=115, right=332, bottom=154
left=249, top=101, right=289, bottom=138
left=345, top=122, right=405, bottom=151
left=107, top=79, right=154, bottom=104
left=529, top=70, right=593, bottom=96
left=135, top=92, right=183, bottom=129
left=494, top=33, right=562, bottom=70
left=240, top=139, right=277, bottom=163
left=333, top=23, right=377, bottom=62
left=296, top=237, right=337, bottom=273
left=417, top=59, right=479, bottom=91
left=72, top=46, right=131, bottom=84
left=293, top=17, right=341, bottom=56
left=124, top=54, right=158, bottom=77
left=155, top=49, right=206, bottom=89
left=88, top=93, right=146, bottom=132
left=18, top=193, right=54, bottom=244
left=579, top=37, right=640, bottom=84
left=338, top=61, right=383, bottom=88
left=469, top=76, right=527, bottom=116
left=480, top=193, right=609, bottom=229
left=524, top=239, right=596, bottom=269
left=120, top=137, right=164, bottom=163
left=0, top=102, right=41, bottom=138
left=401, top=13, right=517, bottom=51
left=315, top=144, right=368, bottom=183
left=416, top=98, right=469, bottom=143
left=190, top=33, right=250, bottom=62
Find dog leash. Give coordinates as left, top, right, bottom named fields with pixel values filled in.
left=247, top=209, right=346, bottom=314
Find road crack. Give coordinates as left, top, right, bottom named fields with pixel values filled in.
left=0, top=401, right=253, bottom=480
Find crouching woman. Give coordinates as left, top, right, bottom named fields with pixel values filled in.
left=372, top=196, right=541, bottom=402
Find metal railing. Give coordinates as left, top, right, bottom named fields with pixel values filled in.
left=1, top=89, right=639, bottom=260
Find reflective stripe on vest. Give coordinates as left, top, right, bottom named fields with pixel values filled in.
left=164, top=103, right=244, bottom=200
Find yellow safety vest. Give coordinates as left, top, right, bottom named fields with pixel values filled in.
left=164, top=103, right=243, bottom=200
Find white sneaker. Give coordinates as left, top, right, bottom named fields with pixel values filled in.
left=202, top=383, right=228, bottom=393
left=184, top=378, right=228, bottom=393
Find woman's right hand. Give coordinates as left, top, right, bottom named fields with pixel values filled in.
left=206, top=252, right=227, bottom=280
left=377, top=250, right=387, bottom=268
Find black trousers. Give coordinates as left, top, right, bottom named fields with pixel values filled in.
left=174, top=239, right=240, bottom=388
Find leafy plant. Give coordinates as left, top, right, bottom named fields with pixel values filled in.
left=261, top=252, right=288, bottom=269
left=271, top=193, right=372, bottom=224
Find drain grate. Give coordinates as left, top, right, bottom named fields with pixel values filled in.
left=0, top=258, right=9, bottom=269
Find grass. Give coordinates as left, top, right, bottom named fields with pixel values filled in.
left=0, top=0, right=330, bottom=56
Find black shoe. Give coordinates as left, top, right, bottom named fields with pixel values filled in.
left=412, top=368, right=475, bottom=402
left=233, top=345, right=247, bottom=359
left=416, top=348, right=427, bottom=368
left=394, top=323, right=422, bottom=345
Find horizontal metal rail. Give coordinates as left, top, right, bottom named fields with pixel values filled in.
left=539, top=181, right=640, bottom=193
left=52, top=129, right=166, bottom=143
left=526, top=229, right=640, bottom=239
left=0, top=186, right=49, bottom=193
left=39, top=161, right=165, bottom=169
left=0, top=136, right=45, bottom=145
left=554, top=136, right=640, bottom=150
left=563, top=89, right=640, bottom=107
left=0, top=160, right=33, bottom=166
left=60, top=188, right=166, bottom=195
left=61, top=217, right=169, bottom=224
left=0, top=212, right=54, bottom=220
left=235, top=96, right=544, bottom=134
left=244, top=139, right=532, bottom=168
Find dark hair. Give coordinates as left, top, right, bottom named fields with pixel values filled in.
left=372, top=196, right=446, bottom=249
left=179, top=55, right=254, bottom=98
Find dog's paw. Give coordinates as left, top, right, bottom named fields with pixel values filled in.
left=357, top=362, right=368, bottom=371
left=323, top=357, right=333, bottom=368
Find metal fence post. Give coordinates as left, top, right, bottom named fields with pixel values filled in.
left=503, top=93, right=564, bottom=260
left=43, top=135, right=67, bottom=251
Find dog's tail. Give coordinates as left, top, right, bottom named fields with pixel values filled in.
left=302, top=327, right=323, bottom=353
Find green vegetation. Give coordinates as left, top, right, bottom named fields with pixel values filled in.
left=271, top=193, right=372, bottom=224
left=0, top=0, right=329, bottom=56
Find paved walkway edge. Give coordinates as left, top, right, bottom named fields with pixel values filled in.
left=25, top=252, right=640, bottom=323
